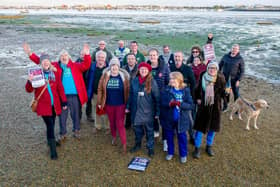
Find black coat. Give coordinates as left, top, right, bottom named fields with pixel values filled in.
left=194, top=72, right=226, bottom=133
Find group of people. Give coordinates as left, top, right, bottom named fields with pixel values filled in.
left=24, top=34, right=245, bottom=163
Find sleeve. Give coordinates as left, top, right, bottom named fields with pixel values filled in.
left=237, top=58, right=245, bottom=81
left=219, top=56, right=225, bottom=71
left=97, top=74, right=105, bottom=107
left=164, top=65, right=170, bottom=87
left=67, top=54, right=91, bottom=72
left=122, top=54, right=128, bottom=66
left=195, top=73, right=204, bottom=101
left=87, top=64, right=95, bottom=101
left=29, top=53, right=40, bottom=64
left=187, top=67, right=196, bottom=98
left=180, top=88, right=194, bottom=111
left=152, top=79, right=160, bottom=116
left=126, top=79, right=134, bottom=110
left=55, top=72, right=67, bottom=106
left=25, top=80, right=34, bottom=93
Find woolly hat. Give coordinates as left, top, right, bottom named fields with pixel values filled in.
left=207, top=60, right=219, bottom=71
left=40, top=53, right=50, bottom=64
left=109, top=57, right=120, bottom=68
left=138, top=62, right=152, bottom=72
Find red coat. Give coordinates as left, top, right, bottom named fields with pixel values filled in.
left=29, top=53, right=91, bottom=105
left=25, top=72, right=67, bottom=116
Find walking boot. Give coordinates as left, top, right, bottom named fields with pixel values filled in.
left=130, top=143, right=141, bottom=153
left=206, top=145, right=214, bottom=157
left=192, top=147, right=200, bottom=159
left=49, top=139, right=58, bottom=160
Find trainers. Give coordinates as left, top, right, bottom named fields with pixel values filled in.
left=154, top=131, right=160, bottom=138
left=165, top=154, right=173, bottom=161
left=163, top=140, right=168, bottom=152
left=57, top=134, right=66, bottom=143
left=180, top=156, right=187, bottom=163
left=73, top=131, right=81, bottom=140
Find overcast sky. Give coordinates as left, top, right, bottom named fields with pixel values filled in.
left=1, top=0, right=280, bottom=7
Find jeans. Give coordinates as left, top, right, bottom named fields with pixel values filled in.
left=195, top=130, right=215, bottom=148
left=133, top=122, right=154, bottom=150
left=166, top=125, right=188, bottom=157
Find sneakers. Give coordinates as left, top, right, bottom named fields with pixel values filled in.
left=154, top=131, right=160, bottom=138
left=163, top=140, right=168, bottom=152
left=180, top=156, right=187, bottom=164
left=192, top=147, right=200, bottom=159
left=165, top=154, right=173, bottom=161
left=73, top=130, right=81, bottom=140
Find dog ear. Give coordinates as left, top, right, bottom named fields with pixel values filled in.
left=254, top=101, right=261, bottom=109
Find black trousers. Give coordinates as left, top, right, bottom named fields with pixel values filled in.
left=42, top=107, right=56, bottom=140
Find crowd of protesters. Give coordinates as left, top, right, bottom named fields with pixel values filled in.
left=23, top=33, right=245, bottom=163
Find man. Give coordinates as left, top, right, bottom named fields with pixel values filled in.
left=170, top=51, right=196, bottom=145
left=123, top=53, right=138, bottom=129
left=114, top=40, right=130, bottom=67
left=91, top=40, right=112, bottom=64
left=159, top=45, right=175, bottom=66
left=219, top=44, right=245, bottom=111
left=122, top=41, right=145, bottom=67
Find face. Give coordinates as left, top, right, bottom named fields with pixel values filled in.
left=231, top=45, right=240, bottom=57
left=130, top=43, right=138, bottom=53
left=169, top=76, right=179, bottom=88
left=174, top=52, right=183, bottom=67
left=110, top=64, right=119, bottom=75
left=127, top=55, right=136, bottom=67
left=207, top=65, right=218, bottom=76
left=163, top=46, right=169, bottom=54
left=139, top=67, right=149, bottom=78
left=60, top=53, right=69, bottom=64
left=99, top=42, right=106, bottom=50
left=192, top=48, right=200, bottom=57
left=118, top=41, right=124, bottom=48
left=193, top=57, right=202, bottom=66
left=96, top=54, right=106, bottom=67
left=149, top=50, right=158, bottom=64
left=41, top=59, right=51, bottom=70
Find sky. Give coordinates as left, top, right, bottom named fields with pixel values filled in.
left=1, top=0, right=280, bottom=7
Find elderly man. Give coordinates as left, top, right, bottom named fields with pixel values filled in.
left=122, top=41, right=145, bottom=67
left=219, top=44, right=245, bottom=111
left=92, top=40, right=112, bottom=64
left=114, top=40, right=130, bottom=67
left=87, top=50, right=109, bottom=133
left=159, top=45, right=175, bottom=65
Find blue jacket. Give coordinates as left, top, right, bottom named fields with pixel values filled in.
left=127, top=77, right=160, bottom=124
left=160, top=86, right=194, bottom=133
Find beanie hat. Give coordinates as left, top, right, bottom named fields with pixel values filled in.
left=207, top=60, right=219, bottom=71
left=138, top=62, right=152, bottom=72
left=40, top=53, right=50, bottom=64
left=109, top=57, right=120, bottom=68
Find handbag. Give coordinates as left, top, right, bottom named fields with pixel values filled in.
left=96, top=105, right=106, bottom=116
left=29, top=85, right=47, bottom=112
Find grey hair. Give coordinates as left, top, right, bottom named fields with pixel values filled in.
left=59, top=49, right=72, bottom=60
left=96, top=50, right=107, bottom=59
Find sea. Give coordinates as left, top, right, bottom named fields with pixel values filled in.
left=0, top=9, right=280, bottom=84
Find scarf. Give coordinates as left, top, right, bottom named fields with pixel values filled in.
left=202, top=72, right=217, bottom=106
left=138, top=76, right=147, bottom=85
left=43, top=70, right=55, bottom=81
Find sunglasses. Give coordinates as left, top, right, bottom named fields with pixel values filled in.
left=192, top=50, right=199, bottom=53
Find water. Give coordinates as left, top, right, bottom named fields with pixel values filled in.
left=1, top=9, right=280, bottom=84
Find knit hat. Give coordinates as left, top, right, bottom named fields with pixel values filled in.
left=138, top=62, right=152, bottom=72
left=207, top=60, right=219, bottom=71
left=40, top=53, right=50, bottom=64
left=109, top=57, right=120, bottom=68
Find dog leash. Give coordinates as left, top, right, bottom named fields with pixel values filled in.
left=239, top=96, right=256, bottom=111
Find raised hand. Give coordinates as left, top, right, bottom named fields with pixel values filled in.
left=23, top=42, right=32, bottom=56
left=83, top=44, right=90, bottom=55
left=208, top=33, right=213, bottom=39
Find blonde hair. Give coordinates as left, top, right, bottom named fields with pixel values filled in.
left=169, top=71, right=186, bottom=89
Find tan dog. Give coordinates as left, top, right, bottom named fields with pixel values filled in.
left=229, top=97, right=269, bottom=130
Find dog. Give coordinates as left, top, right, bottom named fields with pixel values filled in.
left=229, top=97, right=269, bottom=130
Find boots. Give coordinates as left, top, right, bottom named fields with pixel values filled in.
left=130, top=143, right=141, bottom=153
left=49, top=139, right=58, bottom=160
left=192, top=147, right=200, bottom=159
left=206, top=145, right=214, bottom=157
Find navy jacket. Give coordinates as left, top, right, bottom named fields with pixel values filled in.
left=159, top=53, right=175, bottom=66
left=219, top=52, right=245, bottom=82
left=127, top=77, right=160, bottom=124
left=160, top=86, right=194, bottom=133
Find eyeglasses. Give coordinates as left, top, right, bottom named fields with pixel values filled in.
left=192, top=50, right=199, bottom=54
left=208, top=67, right=217, bottom=70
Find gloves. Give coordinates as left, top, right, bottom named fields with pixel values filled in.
left=169, top=100, right=181, bottom=107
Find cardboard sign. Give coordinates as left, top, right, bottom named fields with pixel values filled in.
left=128, top=157, right=150, bottom=172
left=28, top=66, right=45, bottom=88
left=203, top=43, right=216, bottom=62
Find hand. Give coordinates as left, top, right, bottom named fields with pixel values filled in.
left=28, top=74, right=34, bottom=81
left=125, top=109, right=130, bottom=113
left=62, top=106, right=67, bottom=110
left=155, top=116, right=159, bottom=119
left=98, top=105, right=102, bottom=109
left=175, top=101, right=181, bottom=107
left=197, top=99, right=202, bottom=105
left=169, top=100, right=177, bottom=107
left=23, top=42, right=32, bottom=56
left=83, top=44, right=90, bottom=55
left=235, top=81, right=240, bottom=87
left=208, top=33, right=213, bottom=39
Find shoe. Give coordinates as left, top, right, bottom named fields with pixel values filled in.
left=206, top=145, right=214, bottom=157
left=163, top=140, right=168, bottom=152
left=180, top=156, right=187, bottom=163
left=57, top=135, right=66, bottom=143
left=73, top=130, right=81, bottom=140
left=130, top=144, right=141, bottom=153
left=111, top=137, right=117, bottom=146
left=165, top=154, right=173, bottom=161
left=148, top=149, right=154, bottom=157
left=154, top=131, right=160, bottom=138
left=49, top=139, right=58, bottom=160
left=105, top=129, right=111, bottom=135
left=192, top=147, right=200, bottom=159
left=87, top=116, right=95, bottom=122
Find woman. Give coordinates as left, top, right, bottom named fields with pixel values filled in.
left=161, top=72, right=193, bottom=164
left=193, top=61, right=226, bottom=159
left=25, top=53, right=67, bottom=160
left=192, top=56, right=207, bottom=85
left=97, top=58, right=129, bottom=153
left=126, top=62, right=160, bottom=157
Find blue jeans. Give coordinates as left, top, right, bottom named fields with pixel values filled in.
left=165, top=123, right=188, bottom=157
left=195, top=130, right=215, bottom=148
left=59, top=95, right=80, bottom=135
left=133, top=122, right=154, bottom=150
